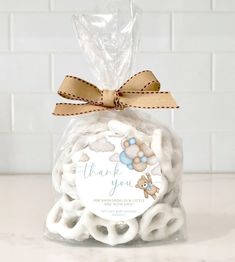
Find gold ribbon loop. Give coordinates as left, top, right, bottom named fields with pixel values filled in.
left=53, top=70, right=179, bottom=116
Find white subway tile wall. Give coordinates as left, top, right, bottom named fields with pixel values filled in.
left=173, top=13, right=235, bottom=52
left=214, top=54, right=235, bottom=92
left=212, top=132, right=235, bottom=172
left=135, top=53, right=211, bottom=92
left=0, top=0, right=234, bottom=173
left=140, top=14, right=171, bottom=52
left=13, top=94, right=70, bottom=133
left=13, top=14, right=78, bottom=51
left=0, top=0, right=48, bottom=12
left=52, top=53, right=94, bottom=90
left=0, top=134, right=52, bottom=173
left=213, top=0, right=235, bottom=11
left=0, top=54, right=50, bottom=92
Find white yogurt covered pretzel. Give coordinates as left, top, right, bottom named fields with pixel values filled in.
left=161, top=184, right=180, bottom=206
left=84, top=211, right=139, bottom=246
left=52, top=135, right=89, bottom=194
left=46, top=194, right=89, bottom=241
left=152, top=174, right=168, bottom=203
left=139, top=203, right=185, bottom=241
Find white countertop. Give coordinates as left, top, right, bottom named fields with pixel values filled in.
left=0, top=174, right=234, bottom=262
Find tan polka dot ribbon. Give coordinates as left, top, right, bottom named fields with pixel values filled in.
left=53, top=70, right=179, bottom=116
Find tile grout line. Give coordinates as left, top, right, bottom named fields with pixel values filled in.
left=49, top=0, right=53, bottom=12
left=211, top=0, right=215, bottom=11
left=1, top=10, right=235, bottom=14
left=1, top=50, right=235, bottom=55
left=1, top=130, right=232, bottom=135
left=10, top=94, right=15, bottom=132
left=1, top=173, right=234, bottom=176
left=170, top=12, right=174, bottom=52
left=7, top=13, right=10, bottom=51
left=0, top=51, right=83, bottom=54
left=211, top=53, right=215, bottom=92
left=0, top=130, right=63, bottom=135
left=8, top=13, right=13, bottom=52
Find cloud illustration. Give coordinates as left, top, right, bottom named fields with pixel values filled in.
left=109, top=153, right=119, bottom=162
left=151, top=163, right=161, bottom=176
left=89, top=137, right=115, bottom=152
left=79, top=153, right=90, bottom=162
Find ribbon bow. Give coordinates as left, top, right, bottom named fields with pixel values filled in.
left=53, top=70, right=179, bottom=116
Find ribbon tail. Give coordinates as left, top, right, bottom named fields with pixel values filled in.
left=53, top=103, right=107, bottom=116
left=120, top=92, right=179, bottom=108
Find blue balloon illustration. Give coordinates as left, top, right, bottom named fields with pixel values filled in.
left=119, top=151, right=133, bottom=166
left=141, top=156, right=147, bottom=163
left=128, top=138, right=136, bottom=145
left=127, top=164, right=133, bottom=170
